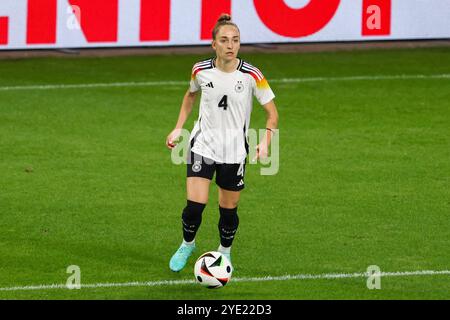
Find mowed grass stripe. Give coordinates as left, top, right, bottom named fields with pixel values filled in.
left=0, top=74, right=449, bottom=91
left=1, top=270, right=449, bottom=292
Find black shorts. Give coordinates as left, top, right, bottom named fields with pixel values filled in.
left=187, top=151, right=246, bottom=191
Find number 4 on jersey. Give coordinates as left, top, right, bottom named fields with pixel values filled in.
left=218, top=95, right=228, bottom=110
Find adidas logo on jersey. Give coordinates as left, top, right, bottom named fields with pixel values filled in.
left=237, top=179, right=244, bottom=187
left=206, top=82, right=214, bottom=88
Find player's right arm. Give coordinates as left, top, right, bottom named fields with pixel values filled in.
left=166, top=89, right=198, bottom=149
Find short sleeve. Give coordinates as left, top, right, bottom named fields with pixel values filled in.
left=189, top=67, right=201, bottom=93
left=252, top=70, right=275, bottom=106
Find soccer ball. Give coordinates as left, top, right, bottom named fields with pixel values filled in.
left=194, top=251, right=233, bottom=289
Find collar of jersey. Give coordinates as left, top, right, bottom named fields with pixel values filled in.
left=212, top=57, right=242, bottom=74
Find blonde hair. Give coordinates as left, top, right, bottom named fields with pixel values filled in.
left=212, top=14, right=240, bottom=40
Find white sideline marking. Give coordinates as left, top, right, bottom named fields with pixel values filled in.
left=0, top=81, right=187, bottom=91
left=0, top=269, right=449, bottom=292
left=0, top=74, right=449, bottom=91
left=274, top=74, right=450, bottom=83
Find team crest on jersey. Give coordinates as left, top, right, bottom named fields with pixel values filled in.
left=235, top=81, right=244, bottom=93
left=192, top=160, right=202, bottom=173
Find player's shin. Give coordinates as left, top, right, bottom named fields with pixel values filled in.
left=182, top=200, right=206, bottom=243
left=218, top=206, right=239, bottom=250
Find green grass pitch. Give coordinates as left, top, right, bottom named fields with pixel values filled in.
left=0, top=47, right=449, bottom=299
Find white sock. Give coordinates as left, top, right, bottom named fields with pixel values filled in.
left=183, top=239, right=195, bottom=246
left=218, top=244, right=231, bottom=254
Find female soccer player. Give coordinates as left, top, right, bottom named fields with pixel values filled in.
left=166, top=14, right=279, bottom=272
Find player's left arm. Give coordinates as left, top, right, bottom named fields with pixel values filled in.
left=254, top=99, right=279, bottom=160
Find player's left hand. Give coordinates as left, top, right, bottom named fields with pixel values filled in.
left=252, top=143, right=269, bottom=162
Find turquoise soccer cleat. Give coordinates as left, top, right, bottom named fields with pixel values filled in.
left=220, top=252, right=232, bottom=267
left=169, top=243, right=196, bottom=272
left=222, top=252, right=231, bottom=263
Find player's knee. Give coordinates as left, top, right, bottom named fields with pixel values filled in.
left=220, top=201, right=239, bottom=209
left=183, top=200, right=206, bottom=222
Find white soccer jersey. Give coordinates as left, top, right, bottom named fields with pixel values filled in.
left=188, top=58, right=275, bottom=163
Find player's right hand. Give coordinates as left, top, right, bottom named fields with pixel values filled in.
left=166, top=128, right=182, bottom=149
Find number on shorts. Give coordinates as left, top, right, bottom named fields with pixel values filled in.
left=237, top=162, right=244, bottom=177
